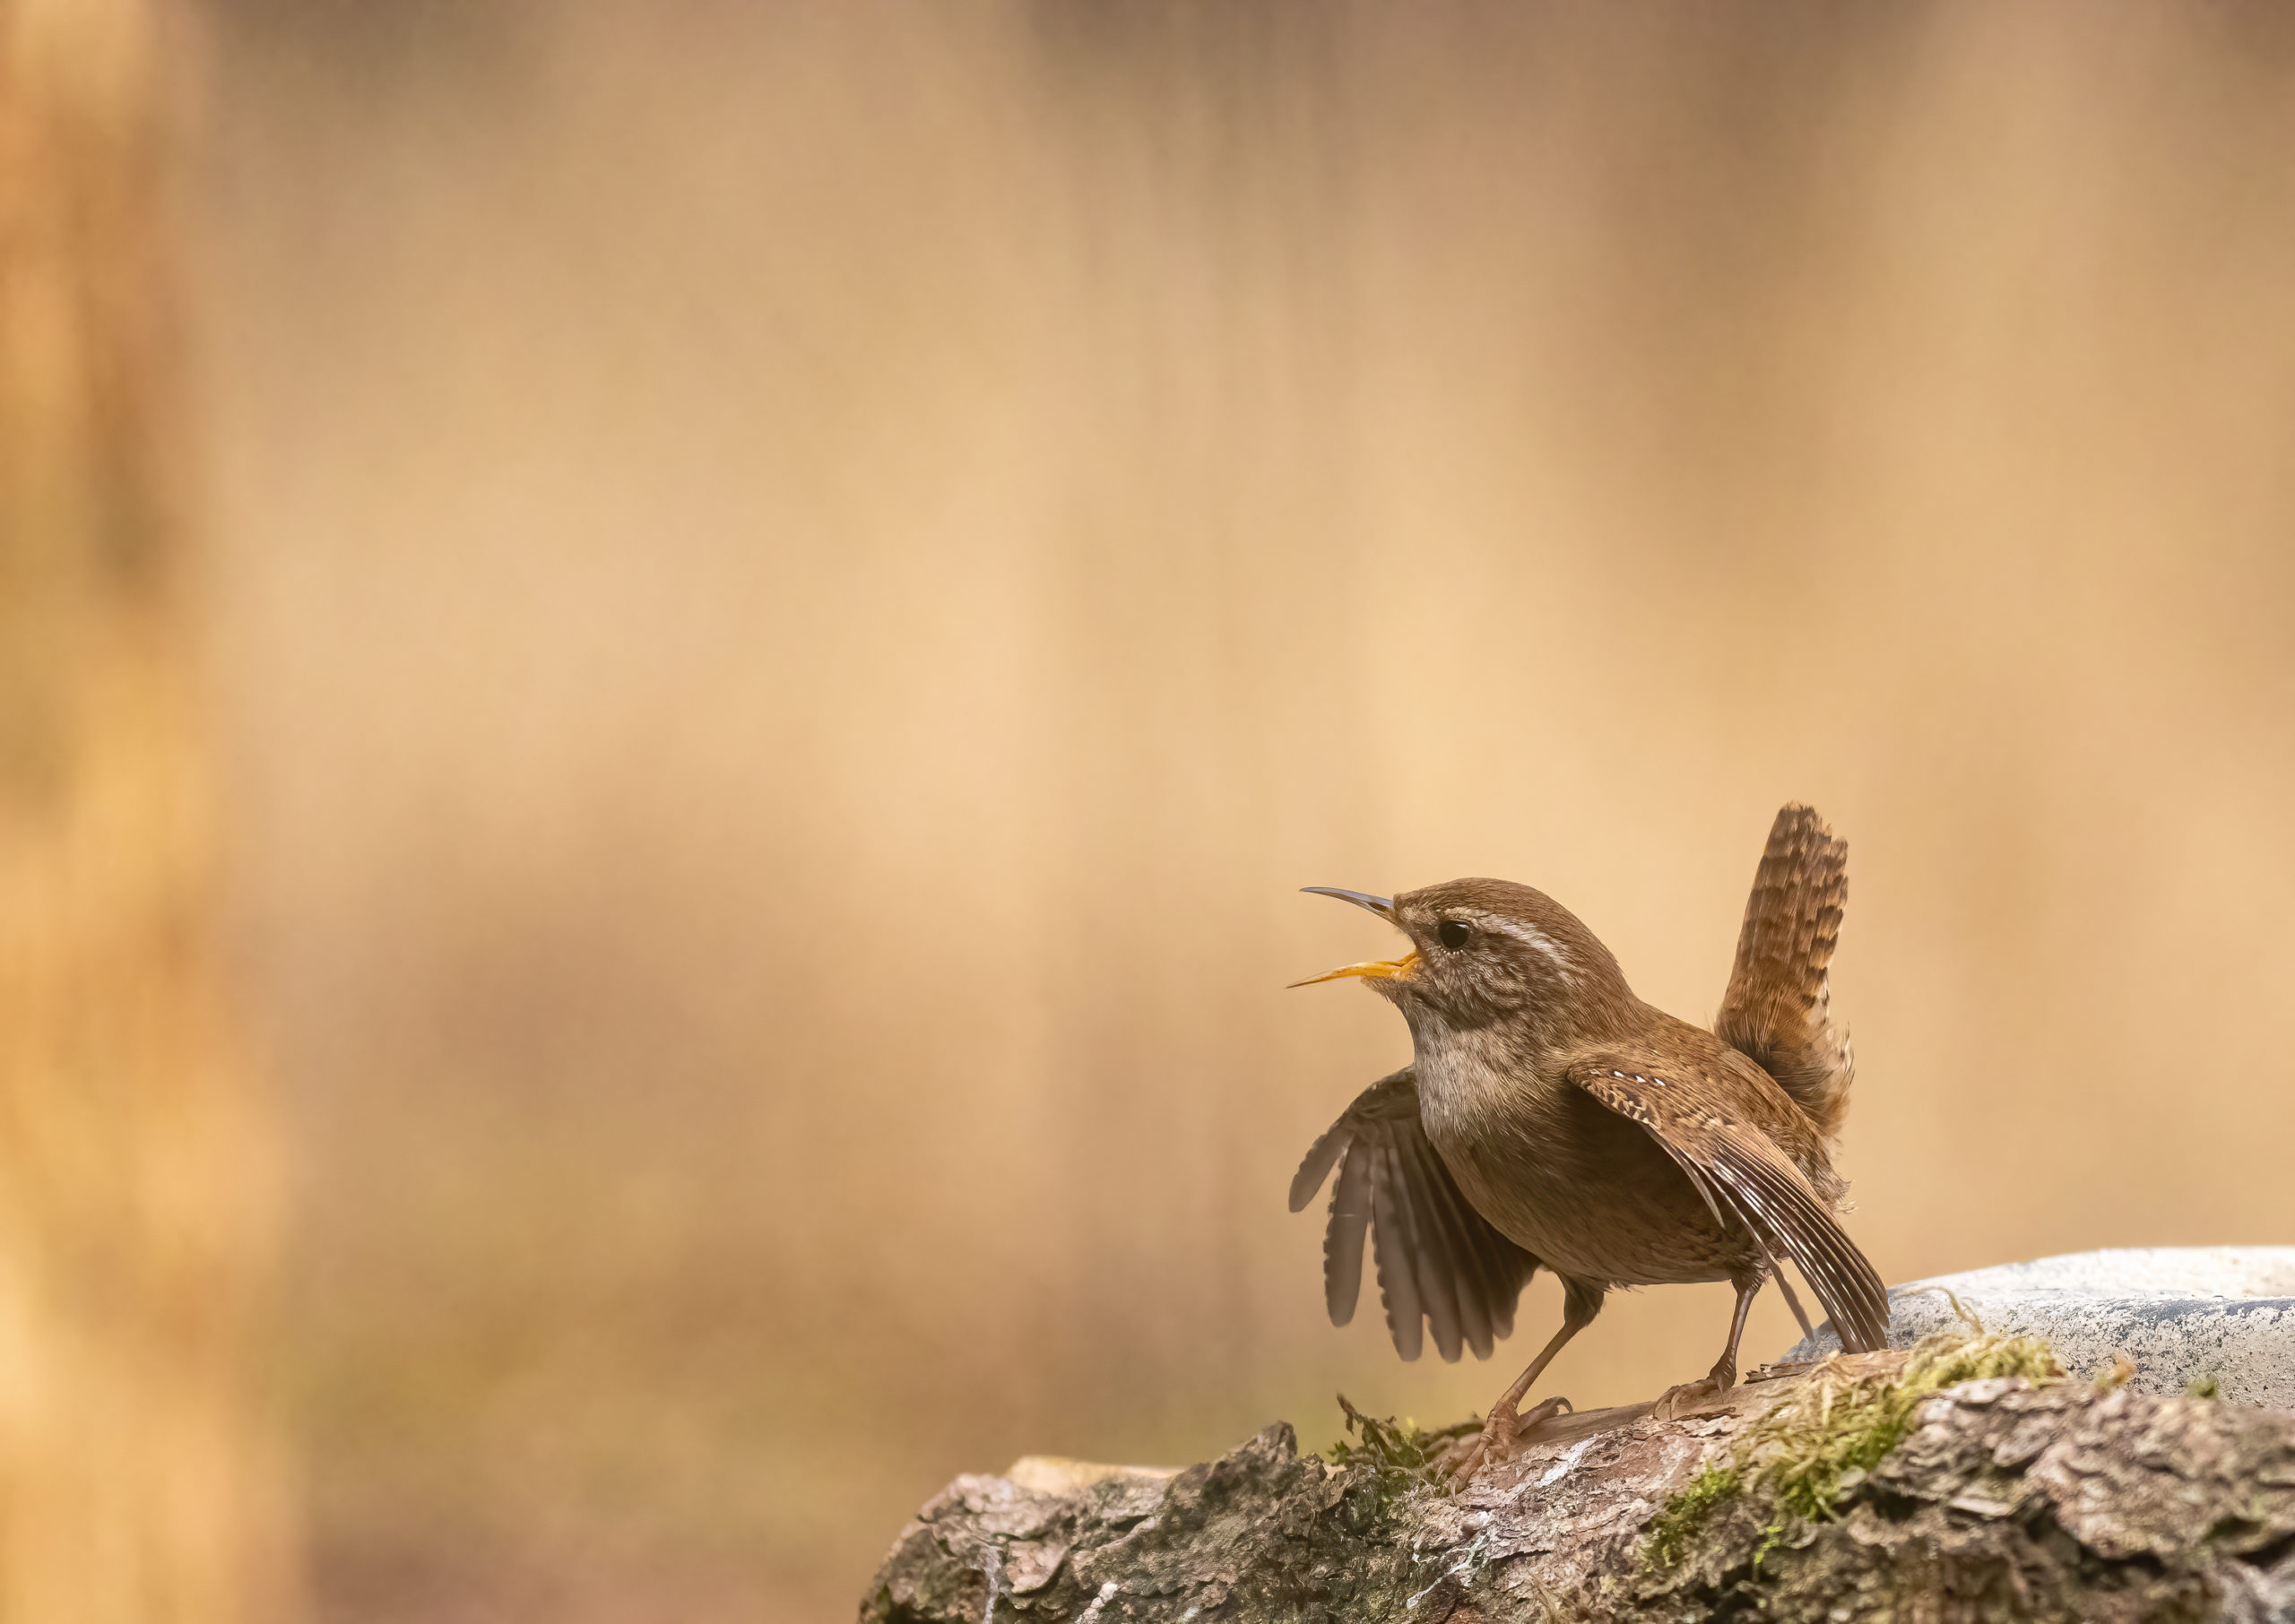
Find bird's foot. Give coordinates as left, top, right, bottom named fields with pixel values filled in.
left=1652, top=1374, right=1735, bottom=1421
left=1442, top=1395, right=1572, bottom=1490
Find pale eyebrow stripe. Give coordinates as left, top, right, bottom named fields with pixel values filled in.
left=1477, top=915, right=1579, bottom=980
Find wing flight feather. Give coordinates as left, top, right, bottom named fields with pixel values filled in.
left=1572, top=1052, right=1890, bottom=1353
left=1290, top=1067, right=1541, bottom=1362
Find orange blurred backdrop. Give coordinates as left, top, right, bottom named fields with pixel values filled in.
left=184, top=4, right=2295, bottom=1620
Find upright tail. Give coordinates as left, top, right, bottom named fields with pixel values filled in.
left=1716, top=804, right=1855, bottom=1142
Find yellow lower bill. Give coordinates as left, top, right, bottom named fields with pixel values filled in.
left=1288, top=951, right=1419, bottom=989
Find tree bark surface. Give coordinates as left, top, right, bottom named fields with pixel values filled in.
left=862, top=1360, right=2295, bottom=1623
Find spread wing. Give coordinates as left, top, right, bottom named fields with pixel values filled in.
left=1290, top=1067, right=1540, bottom=1362
left=1716, top=803, right=1855, bottom=1140
left=1568, top=1050, right=1890, bottom=1353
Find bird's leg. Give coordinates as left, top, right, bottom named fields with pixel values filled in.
left=1654, top=1271, right=1764, bottom=1421
left=1774, top=1268, right=1816, bottom=1343
left=1446, top=1278, right=1602, bottom=1489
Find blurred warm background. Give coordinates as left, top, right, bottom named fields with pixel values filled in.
left=9, top=1, right=2295, bottom=1620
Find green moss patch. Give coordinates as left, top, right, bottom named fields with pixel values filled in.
left=1641, top=1459, right=1746, bottom=1569
left=1326, top=1395, right=1478, bottom=1492
left=1642, top=1327, right=2063, bottom=1571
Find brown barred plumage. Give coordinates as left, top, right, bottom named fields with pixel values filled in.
left=1716, top=804, right=1856, bottom=1142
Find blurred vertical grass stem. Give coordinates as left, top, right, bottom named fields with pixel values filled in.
left=0, top=1, right=284, bottom=1619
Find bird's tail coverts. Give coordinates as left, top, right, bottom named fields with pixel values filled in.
left=1718, top=803, right=1856, bottom=1141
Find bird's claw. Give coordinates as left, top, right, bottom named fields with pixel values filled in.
left=1443, top=1395, right=1572, bottom=1490
left=1652, top=1374, right=1731, bottom=1421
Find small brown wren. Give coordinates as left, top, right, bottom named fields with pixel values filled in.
left=1291, top=805, right=1888, bottom=1484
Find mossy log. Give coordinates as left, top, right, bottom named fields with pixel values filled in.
left=862, top=1345, right=2295, bottom=1623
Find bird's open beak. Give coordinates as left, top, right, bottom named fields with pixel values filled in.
left=1289, top=955, right=1418, bottom=987
left=1290, top=886, right=1418, bottom=987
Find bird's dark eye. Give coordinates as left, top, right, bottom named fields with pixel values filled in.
left=1437, top=919, right=1472, bottom=951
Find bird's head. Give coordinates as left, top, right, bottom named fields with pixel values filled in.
left=1294, top=877, right=1630, bottom=1032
